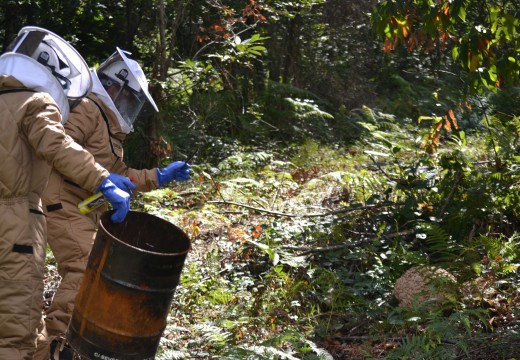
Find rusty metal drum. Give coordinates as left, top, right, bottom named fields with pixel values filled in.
left=67, top=211, right=190, bottom=360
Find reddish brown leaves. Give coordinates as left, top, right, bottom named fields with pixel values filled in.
left=383, top=4, right=454, bottom=54
left=420, top=104, right=467, bottom=153
left=197, top=0, right=267, bottom=43
left=251, top=225, right=263, bottom=239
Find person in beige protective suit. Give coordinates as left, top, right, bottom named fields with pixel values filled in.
left=35, top=48, right=191, bottom=359
left=0, top=27, right=133, bottom=360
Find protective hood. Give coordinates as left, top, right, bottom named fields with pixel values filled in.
left=95, top=47, right=158, bottom=133
left=117, top=47, right=158, bottom=112
left=0, top=52, right=70, bottom=121
left=91, top=69, right=131, bottom=133
left=8, top=26, right=92, bottom=109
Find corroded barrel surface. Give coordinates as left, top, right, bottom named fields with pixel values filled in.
left=67, top=211, right=190, bottom=360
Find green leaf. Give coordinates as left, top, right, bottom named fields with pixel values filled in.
left=458, top=6, right=466, bottom=21
left=418, top=115, right=442, bottom=124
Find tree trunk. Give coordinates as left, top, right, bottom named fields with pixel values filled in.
left=146, top=0, right=167, bottom=168
left=282, top=13, right=301, bottom=85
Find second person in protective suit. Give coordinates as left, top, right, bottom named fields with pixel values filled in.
left=35, top=48, right=191, bottom=359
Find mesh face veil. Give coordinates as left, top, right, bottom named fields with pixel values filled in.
left=7, top=26, right=92, bottom=107
left=96, top=48, right=158, bottom=132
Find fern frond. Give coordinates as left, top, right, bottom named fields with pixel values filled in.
left=377, top=120, right=400, bottom=133
left=512, top=115, right=520, bottom=137
left=420, top=223, right=458, bottom=263
left=491, top=172, right=502, bottom=181
left=193, top=323, right=232, bottom=344
left=223, top=344, right=301, bottom=360
left=283, top=97, right=334, bottom=121
left=248, top=345, right=300, bottom=360
left=361, top=105, right=377, bottom=123
left=386, top=335, right=434, bottom=359
left=303, top=338, right=335, bottom=360
left=300, top=109, right=334, bottom=120
left=224, top=331, right=335, bottom=360
left=156, top=349, right=187, bottom=360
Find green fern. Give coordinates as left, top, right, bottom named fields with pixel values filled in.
left=419, top=222, right=459, bottom=264
left=484, top=113, right=520, bottom=158
left=300, top=109, right=334, bottom=121
left=223, top=345, right=300, bottom=360
left=283, top=97, right=334, bottom=121
left=222, top=331, right=333, bottom=360
left=512, top=115, right=520, bottom=137
left=386, top=335, right=437, bottom=359
left=208, top=288, right=235, bottom=305
left=156, top=349, right=187, bottom=360
left=464, top=234, right=520, bottom=275
left=193, top=323, right=232, bottom=345
left=361, top=105, right=378, bottom=123
left=261, top=331, right=333, bottom=360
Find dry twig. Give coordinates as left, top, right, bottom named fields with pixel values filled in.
left=207, top=200, right=401, bottom=218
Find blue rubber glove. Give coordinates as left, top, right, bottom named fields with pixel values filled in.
left=97, top=177, right=130, bottom=223
left=157, top=161, right=191, bottom=187
left=107, top=173, right=136, bottom=195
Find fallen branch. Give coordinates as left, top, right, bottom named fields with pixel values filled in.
left=207, top=200, right=401, bottom=218
left=282, top=229, right=414, bottom=255
left=332, top=335, right=458, bottom=345
left=436, top=170, right=464, bottom=219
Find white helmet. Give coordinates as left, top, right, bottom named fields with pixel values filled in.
left=7, top=26, right=92, bottom=109
left=95, top=47, right=158, bottom=133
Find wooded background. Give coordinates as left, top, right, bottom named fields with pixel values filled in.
left=3, top=1, right=520, bottom=358
left=1, top=0, right=385, bottom=166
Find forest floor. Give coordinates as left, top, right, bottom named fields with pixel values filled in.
left=43, top=140, right=520, bottom=359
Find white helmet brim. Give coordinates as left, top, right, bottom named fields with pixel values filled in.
left=11, top=26, right=92, bottom=102
left=112, top=47, right=158, bottom=112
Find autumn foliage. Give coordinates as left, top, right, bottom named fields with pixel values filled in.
left=372, top=0, right=520, bottom=91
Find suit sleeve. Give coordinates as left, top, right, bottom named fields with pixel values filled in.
left=21, top=93, right=109, bottom=193
left=111, top=160, right=159, bottom=192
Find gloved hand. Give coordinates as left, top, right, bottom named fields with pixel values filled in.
left=97, top=177, right=131, bottom=223
left=157, top=161, right=191, bottom=187
left=107, top=173, right=136, bottom=195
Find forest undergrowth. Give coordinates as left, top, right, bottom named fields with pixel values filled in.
left=44, top=110, right=520, bottom=359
